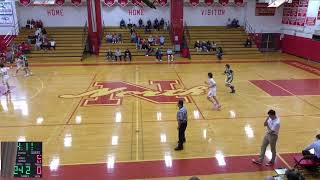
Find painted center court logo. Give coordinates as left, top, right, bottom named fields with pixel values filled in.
left=59, top=80, right=207, bottom=106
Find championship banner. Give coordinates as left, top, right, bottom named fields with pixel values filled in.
left=297, top=7, right=307, bottom=17
left=296, top=17, right=305, bottom=26
left=104, top=0, right=115, bottom=7
left=157, top=0, right=167, bottom=6
left=19, top=0, right=31, bottom=6
left=131, top=0, right=141, bottom=6
left=299, top=0, right=309, bottom=7
left=305, top=17, right=316, bottom=26
left=204, top=0, right=213, bottom=6
left=234, top=0, right=244, bottom=6
left=55, top=0, right=65, bottom=6
left=255, top=3, right=276, bottom=16
left=219, top=0, right=229, bottom=6
left=71, top=0, right=81, bottom=6
left=118, top=0, right=128, bottom=7
left=189, top=0, right=200, bottom=7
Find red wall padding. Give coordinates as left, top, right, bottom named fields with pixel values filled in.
left=282, top=34, right=320, bottom=62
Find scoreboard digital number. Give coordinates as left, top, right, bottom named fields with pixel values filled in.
left=13, top=142, right=42, bottom=178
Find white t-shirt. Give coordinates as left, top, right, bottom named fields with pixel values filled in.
left=208, top=78, right=216, bottom=91
left=267, top=117, right=280, bottom=135
left=0, top=67, right=10, bottom=79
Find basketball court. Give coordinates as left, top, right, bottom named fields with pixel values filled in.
left=1, top=0, right=320, bottom=179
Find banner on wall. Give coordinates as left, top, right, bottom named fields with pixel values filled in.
left=71, top=0, right=82, bottom=6
left=255, top=3, right=276, bottom=16
left=282, top=0, right=309, bottom=26
left=204, top=0, right=213, bottom=6
left=219, top=0, right=229, bottom=6
left=19, top=0, right=31, bottom=6
left=0, top=15, right=14, bottom=26
left=234, top=0, right=244, bottom=6
left=157, top=0, right=167, bottom=6
left=189, top=0, right=200, bottom=7
left=55, top=0, right=65, bottom=6
left=118, top=0, right=128, bottom=7
left=0, top=2, right=13, bottom=15
left=318, top=7, right=320, bottom=20
left=305, top=17, right=316, bottom=26
left=131, top=0, right=142, bottom=6
left=104, top=0, right=115, bottom=7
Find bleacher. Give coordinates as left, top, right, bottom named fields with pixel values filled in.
left=187, top=26, right=263, bottom=60
left=13, top=27, right=87, bottom=62
left=98, top=27, right=173, bottom=61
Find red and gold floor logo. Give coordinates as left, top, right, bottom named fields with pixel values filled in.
left=59, top=80, right=206, bottom=106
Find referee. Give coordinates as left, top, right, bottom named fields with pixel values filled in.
left=175, top=99, right=188, bottom=151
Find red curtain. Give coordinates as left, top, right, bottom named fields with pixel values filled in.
left=157, top=0, right=168, bottom=6
left=204, top=0, right=213, bottom=6
left=234, top=0, right=243, bottom=6
left=132, top=0, right=141, bottom=6
left=219, top=0, right=229, bottom=6
left=189, top=0, right=199, bottom=7
left=19, top=0, right=31, bottom=6
left=104, top=0, right=115, bottom=6
left=71, top=0, right=82, bottom=6
left=55, top=0, right=65, bottom=6
left=118, top=0, right=128, bottom=6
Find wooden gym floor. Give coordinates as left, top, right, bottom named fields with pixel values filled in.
left=0, top=53, right=320, bottom=179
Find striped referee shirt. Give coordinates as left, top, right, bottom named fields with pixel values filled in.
left=177, top=107, right=187, bottom=123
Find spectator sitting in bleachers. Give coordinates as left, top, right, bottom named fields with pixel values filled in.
left=227, top=18, right=239, bottom=28
left=244, top=37, right=252, bottom=48
left=114, top=48, right=122, bottom=61
left=120, top=19, right=126, bottom=29
left=106, top=33, right=113, bottom=43
left=131, top=32, right=137, bottom=43
left=167, top=48, right=174, bottom=62
left=112, top=33, right=118, bottom=44
left=155, top=48, right=162, bottom=62
left=136, top=36, right=142, bottom=49
left=148, top=36, right=154, bottom=45
left=154, top=18, right=160, bottom=31
left=145, top=24, right=151, bottom=33
left=35, top=28, right=42, bottom=37
left=160, top=18, right=165, bottom=29
left=41, top=38, right=49, bottom=51
left=154, top=36, right=159, bottom=45
left=27, top=33, right=37, bottom=44
left=19, top=42, right=32, bottom=54
left=145, top=45, right=153, bottom=56
left=35, top=20, right=43, bottom=28
left=105, top=49, right=113, bottom=61
left=31, top=19, right=35, bottom=28
left=201, top=41, right=208, bottom=52
left=206, top=41, right=213, bottom=52
left=147, top=20, right=152, bottom=28
left=35, top=36, right=42, bottom=50
left=141, top=39, right=147, bottom=49
left=138, top=18, right=143, bottom=28
left=159, top=35, right=165, bottom=47
left=49, top=39, right=56, bottom=50
left=124, top=49, right=132, bottom=62
left=194, top=40, right=201, bottom=52
left=164, top=21, right=168, bottom=31
left=41, top=28, right=47, bottom=35
left=117, top=33, right=123, bottom=44
left=216, top=47, right=223, bottom=60
left=26, top=20, right=32, bottom=29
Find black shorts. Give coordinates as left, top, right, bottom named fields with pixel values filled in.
left=226, top=77, right=233, bottom=84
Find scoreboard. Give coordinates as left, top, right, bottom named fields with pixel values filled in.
left=14, top=142, right=42, bottom=178
left=1, top=142, right=42, bottom=178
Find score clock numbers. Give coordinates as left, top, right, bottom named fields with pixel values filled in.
left=13, top=142, right=42, bottom=178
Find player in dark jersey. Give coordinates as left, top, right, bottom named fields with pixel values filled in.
left=223, top=64, right=235, bottom=93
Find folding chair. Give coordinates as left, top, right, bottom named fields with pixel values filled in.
left=294, top=155, right=320, bottom=177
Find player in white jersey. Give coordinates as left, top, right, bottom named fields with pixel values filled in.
left=0, top=63, right=10, bottom=94
left=204, top=72, right=221, bottom=110
left=15, top=57, right=25, bottom=76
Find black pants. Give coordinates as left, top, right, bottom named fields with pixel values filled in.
left=178, top=122, right=187, bottom=148
left=302, top=150, right=320, bottom=161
